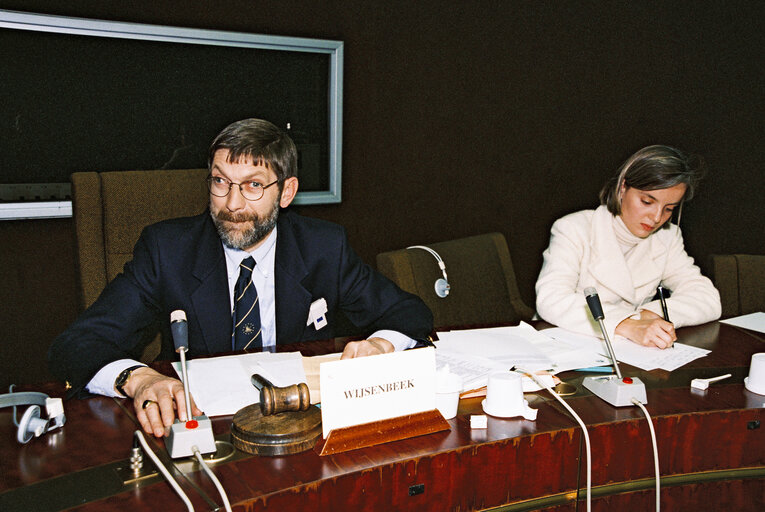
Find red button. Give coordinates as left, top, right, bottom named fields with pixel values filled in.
left=622, top=377, right=633, bottom=384
left=185, top=420, right=199, bottom=429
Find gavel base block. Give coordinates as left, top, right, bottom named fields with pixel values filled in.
left=231, top=404, right=322, bottom=456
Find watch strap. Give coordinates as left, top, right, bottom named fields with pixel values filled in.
left=115, top=364, right=145, bottom=397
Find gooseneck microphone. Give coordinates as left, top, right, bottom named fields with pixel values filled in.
left=583, top=287, right=621, bottom=379
left=166, top=310, right=216, bottom=458
left=170, top=310, right=193, bottom=422
left=581, top=287, right=647, bottom=407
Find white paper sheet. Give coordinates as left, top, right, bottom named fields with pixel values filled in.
left=434, top=350, right=507, bottom=391
left=435, top=323, right=609, bottom=378
left=436, top=323, right=554, bottom=369
left=720, top=312, right=765, bottom=334
left=611, top=338, right=710, bottom=371
left=172, top=351, right=306, bottom=417
left=543, top=327, right=709, bottom=371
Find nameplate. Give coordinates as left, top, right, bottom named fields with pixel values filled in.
left=319, top=347, right=436, bottom=438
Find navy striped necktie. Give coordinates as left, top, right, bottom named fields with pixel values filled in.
left=232, top=256, right=262, bottom=351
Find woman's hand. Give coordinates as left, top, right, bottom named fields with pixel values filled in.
left=615, top=309, right=676, bottom=349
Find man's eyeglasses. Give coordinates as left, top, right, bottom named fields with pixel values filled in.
left=207, top=175, right=279, bottom=201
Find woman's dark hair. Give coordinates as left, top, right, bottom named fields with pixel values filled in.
left=600, top=145, right=704, bottom=217
left=208, top=118, right=297, bottom=183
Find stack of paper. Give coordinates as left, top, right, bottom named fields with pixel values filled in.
left=434, top=322, right=610, bottom=391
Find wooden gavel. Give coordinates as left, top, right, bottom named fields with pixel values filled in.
left=250, top=374, right=311, bottom=416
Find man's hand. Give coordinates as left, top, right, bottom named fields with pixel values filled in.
left=615, top=309, right=676, bottom=349
left=123, top=367, right=203, bottom=437
left=340, top=337, right=395, bottom=359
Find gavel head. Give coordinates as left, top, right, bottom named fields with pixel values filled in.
left=253, top=375, right=311, bottom=416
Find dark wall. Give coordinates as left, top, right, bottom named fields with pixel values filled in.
left=1, top=1, right=763, bottom=387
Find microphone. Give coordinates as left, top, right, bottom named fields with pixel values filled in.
left=581, top=288, right=647, bottom=406
left=170, top=310, right=189, bottom=352
left=584, top=287, right=605, bottom=321
left=165, top=310, right=216, bottom=458
left=170, top=310, right=193, bottom=422
left=583, top=287, right=621, bottom=379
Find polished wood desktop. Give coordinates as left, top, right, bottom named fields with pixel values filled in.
left=2, top=322, right=764, bottom=511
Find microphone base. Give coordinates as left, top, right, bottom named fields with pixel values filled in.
left=582, top=375, right=647, bottom=407
left=165, top=415, right=216, bottom=458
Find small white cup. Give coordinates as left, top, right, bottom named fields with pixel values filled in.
left=483, top=372, right=525, bottom=418
left=745, top=353, right=765, bottom=395
left=435, top=371, right=463, bottom=420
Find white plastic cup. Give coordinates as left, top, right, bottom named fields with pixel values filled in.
left=435, top=372, right=463, bottom=420
left=745, top=353, right=765, bottom=395
left=483, top=372, right=525, bottom=417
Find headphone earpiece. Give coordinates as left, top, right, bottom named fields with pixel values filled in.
left=434, top=278, right=450, bottom=298
left=406, top=245, right=450, bottom=298
left=1, top=390, right=66, bottom=444
left=18, top=405, right=50, bottom=444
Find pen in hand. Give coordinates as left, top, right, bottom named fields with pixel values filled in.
left=657, top=285, right=674, bottom=348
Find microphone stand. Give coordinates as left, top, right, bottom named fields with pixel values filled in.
left=178, top=347, right=193, bottom=422
left=165, top=310, right=217, bottom=458
left=582, top=288, right=647, bottom=407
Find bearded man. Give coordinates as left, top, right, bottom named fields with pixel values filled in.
left=49, top=118, right=433, bottom=436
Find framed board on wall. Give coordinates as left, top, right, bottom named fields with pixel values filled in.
left=0, top=9, right=343, bottom=219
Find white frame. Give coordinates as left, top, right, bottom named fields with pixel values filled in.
left=0, top=9, right=344, bottom=218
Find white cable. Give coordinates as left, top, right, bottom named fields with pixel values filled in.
left=134, top=431, right=194, bottom=512
left=516, top=369, right=591, bottom=512
left=193, top=446, right=233, bottom=512
left=406, top=245, right=448, bottom=279
left=407, top=245, right=443, bottom=263
left=632, top=398, right=660, bottom=512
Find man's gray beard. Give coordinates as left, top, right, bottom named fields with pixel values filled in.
left=210, top=197, right=280, bottom=250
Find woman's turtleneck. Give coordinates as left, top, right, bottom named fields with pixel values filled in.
left=613, top=214, right=645, bottom=257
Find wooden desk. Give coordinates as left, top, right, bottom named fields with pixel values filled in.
left=2, top=322, right=763, bottom=511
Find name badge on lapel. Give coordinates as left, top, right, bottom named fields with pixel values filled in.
left=307, top=298, right=328, bottom=330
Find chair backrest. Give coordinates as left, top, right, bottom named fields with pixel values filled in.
left=72, top=169, right=209, bottom=310
left=376, top=233, right=534, bottom=330
left=710, top=254, right=765, bottom=318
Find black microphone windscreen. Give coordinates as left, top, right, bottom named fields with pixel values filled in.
left=170, top=310, right=189, bottom=351
left=583, top=287, right=605, bottom=321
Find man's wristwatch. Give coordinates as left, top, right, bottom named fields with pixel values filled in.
left=114, top=365, right=145, bottom=397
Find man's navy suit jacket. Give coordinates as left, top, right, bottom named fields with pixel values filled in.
left=49, top=210, right=433, bottom=394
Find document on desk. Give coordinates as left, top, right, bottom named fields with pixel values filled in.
left=720, top=312, right=765, bottom=334
left=434, top=350, right=507, bottom=391
left=433, top=322, right=609, bottom=389
left=436, top=323, right=553, bottom=370
left=172, top=352, right=307, bottom=417
left=543, top=327, right=710, bottom=371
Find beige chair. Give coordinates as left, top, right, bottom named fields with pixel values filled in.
left=376, top=233, right=534, bottom=330
left=71, top=169, right=209, bottom=360
left=710, top=254, right=765, bottom=318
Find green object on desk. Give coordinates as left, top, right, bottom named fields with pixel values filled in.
left=575, top=366, right=614, bottom=373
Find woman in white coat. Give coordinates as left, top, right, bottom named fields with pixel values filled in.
left=535, top=145, right=721, bottom=349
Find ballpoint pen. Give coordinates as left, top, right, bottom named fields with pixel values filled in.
left=657, top=285, right=673, bottom=348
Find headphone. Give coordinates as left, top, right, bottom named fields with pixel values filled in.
left=406, top=245, right=450, bottom=298
left=1, top=388, right=66, bottom=444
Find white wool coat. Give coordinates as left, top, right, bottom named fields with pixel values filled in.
left=535, top=205, right=721, bottom=340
